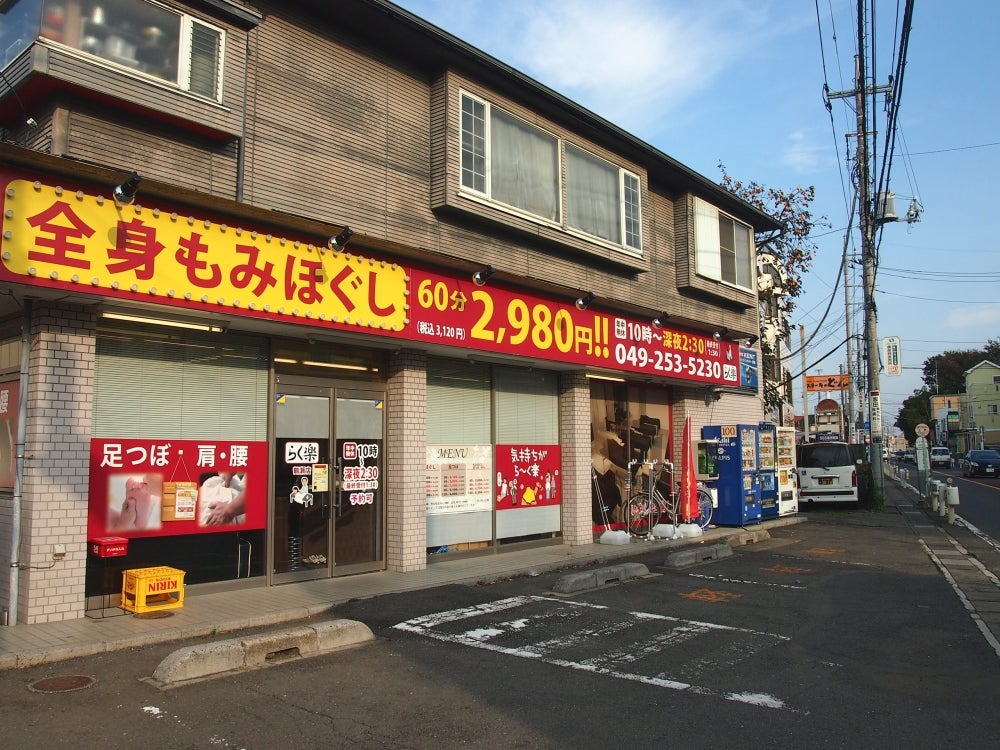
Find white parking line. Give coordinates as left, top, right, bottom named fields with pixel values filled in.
left=394, top=595, right=795, bottom=711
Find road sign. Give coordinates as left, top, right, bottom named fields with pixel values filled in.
left=883, top=336, right=902, bottom=376
left=870, top=390, right=882, bottom=435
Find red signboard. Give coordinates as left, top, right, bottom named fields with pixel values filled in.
left=0, top=169, right=740, bottom=387
left=87, top=438, right=267, bottom=539
left=494, top=444, right=561, bottom=509
left=408, top=268, right=740, bottom=386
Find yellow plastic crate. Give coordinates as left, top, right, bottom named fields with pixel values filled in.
left=121, top=566, right=185, bottom=613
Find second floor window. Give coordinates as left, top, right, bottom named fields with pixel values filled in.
left=40, top=0, right=224, bottom=101
left=990, top=405, right=998, bottom=416
left=694, top=197, right=754, bottom=291
left=460, top=92, right=641, bottom=254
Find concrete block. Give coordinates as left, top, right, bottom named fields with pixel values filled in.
left=553, top=563, right=649, bottom=594
left=147, top=618, right=374, bottom=688
left=663, top=542, right=733, bottom=569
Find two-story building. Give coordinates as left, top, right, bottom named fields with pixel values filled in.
left=959, top=362, right=1000, bottom=453
left=0, top=0, right=780, bottom=624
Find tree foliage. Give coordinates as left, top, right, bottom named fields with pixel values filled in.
left=718, top=165, right=828, bottom=416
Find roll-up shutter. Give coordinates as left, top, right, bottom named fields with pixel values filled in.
left=94, top=326, right=269, bottom=440
left=493, top=366, right=558, bottom=443
left=426, top=358, right=491, bottom=547
left=427, top=358, right=490, bottom=443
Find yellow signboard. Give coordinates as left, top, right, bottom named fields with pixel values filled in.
left=0, top=180, right=407, bottom=329
left=806, top=373, right=850, bottom=392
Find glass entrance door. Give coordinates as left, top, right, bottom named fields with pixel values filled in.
left=272, top=384, right=385, bottom=582
left=273, top=387, right=331, bottom=582
left=332, top=390, right=384, bottom=575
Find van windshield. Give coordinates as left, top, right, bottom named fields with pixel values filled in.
left=799, top=444, right=851, bottom=468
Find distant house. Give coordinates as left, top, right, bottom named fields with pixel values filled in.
left=959, top=361, right=1000, bottom=452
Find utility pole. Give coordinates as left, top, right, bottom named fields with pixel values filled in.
left=843, top=243, right=856, bottom=444
left=827, top=28, right=893, bottom=487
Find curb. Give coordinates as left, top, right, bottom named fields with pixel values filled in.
left=552, top=562, right=650, bottom=594
left=145, top=618, right=375, bottom=688
left=663, top=541, right=734, bottom=568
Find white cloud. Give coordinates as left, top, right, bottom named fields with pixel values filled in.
left=417, top=0, right=779, bottom=136
left=943, top=305, right=1000, bottom=331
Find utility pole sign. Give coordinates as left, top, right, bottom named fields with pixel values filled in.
left=883, top=336, right=902, bottom=376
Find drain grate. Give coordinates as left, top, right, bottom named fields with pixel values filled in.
left=28, top=675, right=96, bottom=693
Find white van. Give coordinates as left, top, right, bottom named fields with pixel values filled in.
left=796, top=441, right=859, bottom=504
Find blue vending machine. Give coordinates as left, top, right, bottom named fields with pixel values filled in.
left=758, top=422, right=778, bottom=520
left=701, top=424, right=762, bottom=526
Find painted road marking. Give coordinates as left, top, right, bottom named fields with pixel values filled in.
left=394, top=595, right=794, bottom=711
left=678, top=588, right=742, bottom=602
left=687, top=573, right=807, bottom=590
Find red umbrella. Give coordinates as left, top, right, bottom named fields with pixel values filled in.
left=680, top=416, right=698, bottom=522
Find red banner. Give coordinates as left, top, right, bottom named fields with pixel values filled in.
left=0, top=169, right=740, bottom=387
left=87, top=438, right=267, bottom=539
left=409, top=267, right=739, bottom=386
left=494, top=444, right=561, bottom=509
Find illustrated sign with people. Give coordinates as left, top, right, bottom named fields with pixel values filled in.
left=87, top=438, right=267, bottom=539
left=494, top=444, right=561, bottom=509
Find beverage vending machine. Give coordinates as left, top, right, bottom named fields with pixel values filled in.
left=776, top=426, right=799, bottom=516
left=757, top=422, right=778, bottom=520
left=701, top=424, right=762, bottom=526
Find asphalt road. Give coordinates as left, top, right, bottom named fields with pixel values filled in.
left=2, top=507, right=998, bottom=749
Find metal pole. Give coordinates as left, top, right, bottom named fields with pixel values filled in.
left=800, top=325, right=810, bottom=442
left=854, top=48, right=885, bottom=484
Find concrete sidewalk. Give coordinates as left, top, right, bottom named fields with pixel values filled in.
left=4, top=473, right=989, bottom=671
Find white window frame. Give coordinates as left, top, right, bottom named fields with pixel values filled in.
left=459, top=90, right=642, bottom=255
left=564, top=143, right=642, bottom=253
left=39, top=0, right=226, bottom=102
left=694, top=197, right=755, bottom=291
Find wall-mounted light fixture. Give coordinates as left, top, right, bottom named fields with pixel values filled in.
left=586, top=372, right=625, bottom=382
left=101, top=310, right=224, bottom=333
left=472, top=265, right=496, bottom=286
left=651, top=312, right=671, bottom=329
left=113, top=171, right=141, bottom=205
left=329, top=227, right=354, bottom=251
left=575, top=292, right=595, bottom=311
left=746, top=334, right=759, bottom=347
left=713, top=327, right=730, bottom=340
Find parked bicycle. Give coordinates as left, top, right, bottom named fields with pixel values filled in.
left=625, top=459, right=713, bottom=536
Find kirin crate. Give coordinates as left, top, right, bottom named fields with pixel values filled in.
left=121, top=566, right=186, bottom=613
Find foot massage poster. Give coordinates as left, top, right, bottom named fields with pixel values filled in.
left=87, top=438, right=267, bottom=539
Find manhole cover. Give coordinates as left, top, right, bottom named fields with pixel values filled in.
left=28, top=675, right=96, bottom=693
left=133, top=610, right=175, bottom=620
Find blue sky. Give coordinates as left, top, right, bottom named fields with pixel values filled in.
left=392, top=0, right=999, bottom=430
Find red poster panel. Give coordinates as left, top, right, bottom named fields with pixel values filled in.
left=0, top=379, right=18, bottom=489
left=494, top=444, right=561, bottom=509
left=87, top=439, right=267, bottom=539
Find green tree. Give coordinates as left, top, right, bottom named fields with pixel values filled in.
left=895, top=388, right=932, bottom=444
left=718, top=165, right=828, bottom=416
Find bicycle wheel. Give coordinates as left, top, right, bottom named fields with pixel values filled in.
left=695, top=488, right=713, bottom=529
left=626, top=492, right=660, bottom=536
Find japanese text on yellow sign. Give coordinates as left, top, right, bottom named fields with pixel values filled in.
left=1, top=180, right=407, bottom=327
